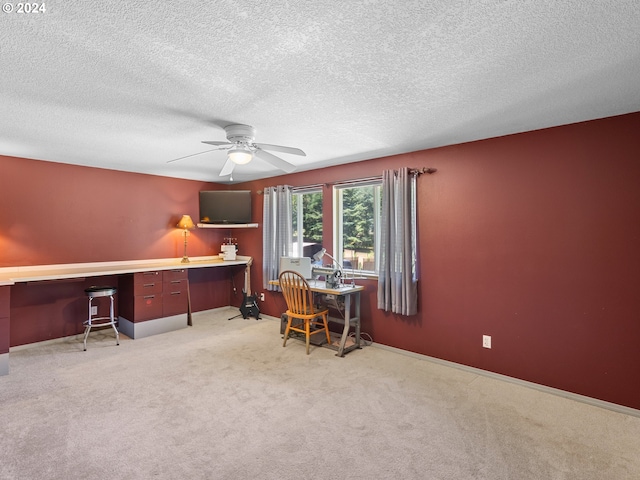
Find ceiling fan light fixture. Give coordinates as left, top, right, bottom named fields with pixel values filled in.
left=228, top=146, right=253, bottom=165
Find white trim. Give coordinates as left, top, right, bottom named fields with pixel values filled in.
left=372, top=342, right=640, bottom=419
left=118, top=314, right=187, bottom=339
left=0, top=352, right=8, bottom=376
left=196, top=223, right=258, bottom=228
left=8, top=307, right=239, bottom=353
left=2, top=308, right=276, bottom=377
left=291, top=184, right=323, bottom=194
left=333, top=177, right=383, bottom=188
left=10, top=334, right=82, bottom=352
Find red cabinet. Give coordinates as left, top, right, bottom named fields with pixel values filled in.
left=0, top=286, right=10, bottom=356
left=162, top=269, right=188, bottom=317
left=119, top=269, right=189, bottom=323
left=132, top=271, right=163, bottom=321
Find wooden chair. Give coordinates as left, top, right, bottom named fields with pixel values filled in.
left=279, top=270, right=331, bottom=354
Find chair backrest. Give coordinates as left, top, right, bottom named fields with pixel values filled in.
left=278, top=270, right=316, bottom=316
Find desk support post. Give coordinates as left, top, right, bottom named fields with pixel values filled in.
left=335, top=289, right=362, bottom=357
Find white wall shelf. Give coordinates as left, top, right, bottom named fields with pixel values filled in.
left=197, top=223, right=259, bottom=229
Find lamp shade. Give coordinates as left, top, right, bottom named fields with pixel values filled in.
left=312, top=248, right=327, bottom=262
left=177, top=214, right=195, bottom=230
left=228, top=146, right=253, bottom=165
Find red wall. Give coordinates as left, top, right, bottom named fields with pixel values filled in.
left=2, top=112, right=639, bottom=410
left=233, top=112, right=640, bottom=410
left=0, top=157, right=237, bottom=346
left=0, top=156, right=226, bottom=266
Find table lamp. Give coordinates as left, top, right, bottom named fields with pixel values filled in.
left=312, top=248, right=343, bottom=287
left=177, top=215, right=195, bottom=263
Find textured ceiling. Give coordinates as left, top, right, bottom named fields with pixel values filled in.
left=2, top=1, right=640, bottom=183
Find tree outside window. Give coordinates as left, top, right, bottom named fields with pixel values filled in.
left=292, top=189, right=323, bottom=258
left=335, top=183, right=381, bottom=273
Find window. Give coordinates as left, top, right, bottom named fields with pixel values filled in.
left=291, top=187, right=323, bottom=259
left=334, top=180, right=382, bottom=274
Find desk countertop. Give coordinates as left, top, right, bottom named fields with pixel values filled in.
left=0, top=256, right=251, bottom=286
left=268, top=278, right=364, bottom=294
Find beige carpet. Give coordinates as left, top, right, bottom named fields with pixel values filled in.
left=1, top=308, right=639, bottom=480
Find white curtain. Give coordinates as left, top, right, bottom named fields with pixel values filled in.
left=377, top=167, right=419, bottom=315
left=262, top=185, right=293, bottom=291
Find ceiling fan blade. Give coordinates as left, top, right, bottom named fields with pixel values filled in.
left=202, top=141, right=233, bottom=147
left=254, top=149, right=297, bottom=173
left=167, top=148, right=221, bottom=163
left=254, top=143, right=306, bottom=156
left=219, top=158, right=236, bottom=177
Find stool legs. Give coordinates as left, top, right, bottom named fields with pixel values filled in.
left=83, top=294, right=119, bottom=351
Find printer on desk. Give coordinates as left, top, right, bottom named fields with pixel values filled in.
left=279, top=256, right=312, bottom=279
left=220, top=238, right=237, bottom=260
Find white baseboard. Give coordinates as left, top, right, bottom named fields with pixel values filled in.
left=14, top=308, right=633, bottom=419
left=372, top=342, right=640, bottom=419
left=118, top=314, right=187, bottom=340
left=10, top=335, right=81, bottom=351
left=0, top=352, right=8, bottom=376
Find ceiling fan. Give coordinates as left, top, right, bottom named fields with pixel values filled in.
left=168, top=124, right=305, bottom=178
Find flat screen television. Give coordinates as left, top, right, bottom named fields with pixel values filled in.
left=199, top=190, right=252, bottom=224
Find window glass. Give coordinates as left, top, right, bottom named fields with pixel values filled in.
left=334, top=182, right=381, bottom=273
left=292, top=189, right=323, bottom=259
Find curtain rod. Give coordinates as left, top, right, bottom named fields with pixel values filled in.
left=257, top=184, right=322, bottom=194
left=257, top=168, right=437, bottom=193
left=329, top=167, right=436, bottom=188
left=411, top=167, right=437, bottom=175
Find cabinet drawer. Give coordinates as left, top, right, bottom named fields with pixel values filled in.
left=133, top=271, right=163, bottom=295
left=163, top=269, right=188, bottom=282
left=163, top=278, right=188, bottom=293
left=163, top=290, right=188, bottom=317
left=134, top=271, right=161, bottom=283
left=133, top=281, right=162, bottom=295
left=133, top=294, right=164, bottom=322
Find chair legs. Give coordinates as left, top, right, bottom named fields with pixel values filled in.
left=320, top=313, right=331, bottom=345
left=282, top=312, right=331, bottom=355
left=282, top=316, right=292, bottom=348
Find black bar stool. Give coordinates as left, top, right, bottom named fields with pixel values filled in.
left=83, top=286, right=120, bottom=351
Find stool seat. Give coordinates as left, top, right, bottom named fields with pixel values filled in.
left=83, top=285, right=119, bottom=351
left=84, top=286, right=117, bottom=297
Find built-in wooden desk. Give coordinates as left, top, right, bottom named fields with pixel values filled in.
left=0, top=256, right=250, bottom=286
left=0, top=256, right=251, bottom=375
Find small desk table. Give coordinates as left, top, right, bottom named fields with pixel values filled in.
left=270, top=279, right=364, bottom=357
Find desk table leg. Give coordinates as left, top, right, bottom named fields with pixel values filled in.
left=336, top=294, right=351, bottom=357
left=186, top=279, right=192, bottom=327
left=354, top=291, right=361, bottom=348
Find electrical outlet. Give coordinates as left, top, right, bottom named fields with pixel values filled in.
left=482, top=335, right=491, bottom=349
left=91, top=305, right=98, bottom=316
left=260, top=292, right=265, bottom=301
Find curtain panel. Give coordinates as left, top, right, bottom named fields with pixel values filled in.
left=262, top=185, right=293, bottom=291
left=377, top=167, right=419, bottom=315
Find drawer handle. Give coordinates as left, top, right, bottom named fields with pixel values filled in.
left=143, top=283, right=156, bottom=287
left=143, top=272, right=159, bottom=276
left=170, top=291, right=182, bottom=295
left=169, top=269, right=185, bottom=273
left=170, top=280, right=182, bottom=284
left=143, top=295, right=156, bottom=299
